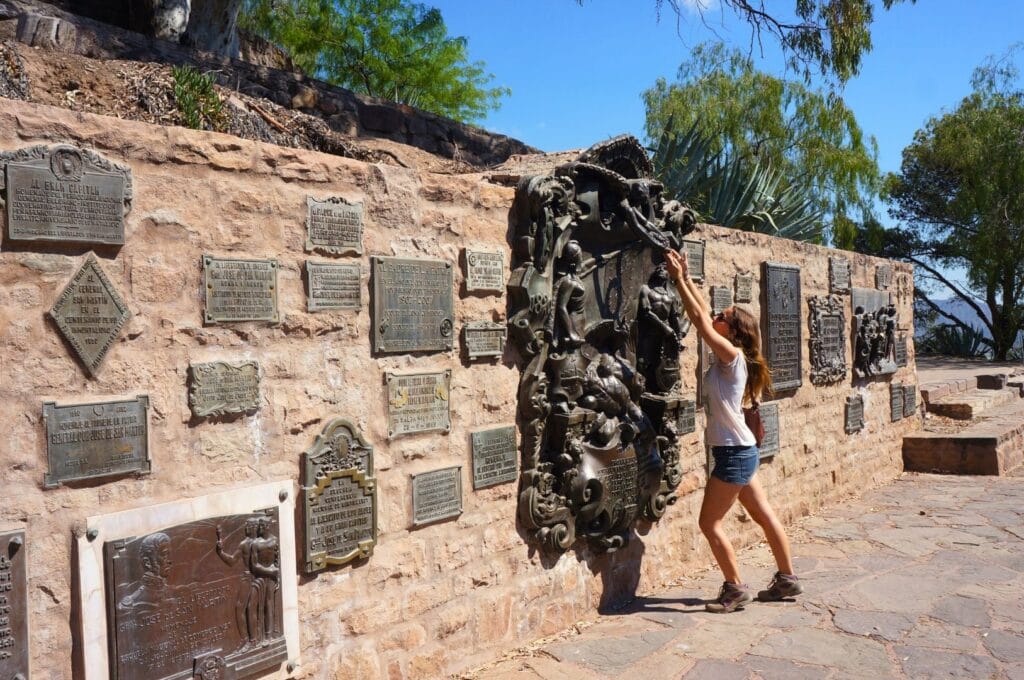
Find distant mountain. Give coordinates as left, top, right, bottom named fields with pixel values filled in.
left=916, top=297, right=990, bottom=338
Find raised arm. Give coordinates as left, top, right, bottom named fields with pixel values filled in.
left=664, top=250, right=739, bottom=365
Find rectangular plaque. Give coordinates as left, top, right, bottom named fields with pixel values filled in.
left=463, top=320, right=507, bottom=360
left=734, top=272, right=754, bottom=303
left=412, top=466, right=463, bottom=526
left=464, top=248, right=505, bottom=293
left=895, top=334, right=908, bottom=367
left=808, top=295, right=847, bottom=385
left=2, top=145, right=130, bottom=245
left=763, top=262, right=803, bottom=392
left=306, top=260, right=361, bottom=311
left=759, top=402, right=780, bottom=458
left=203, top=256, right=279, bottom=323
left=876, top=263, right=893, bottom=290
left=188, top=360, right=260, bottom=418
left=903, top=384, right=917, bottom=418
left=42, top=396, right=150, bottom=488
left=306, top=196, right=363, bottom=255
left=471, top=425, right=517, bottom=489
left=681, top=238, right=705, bottom=283
left=0, top=529, right=28, bottom=680
left=678, top=399, right=697, bottom=434
left=386, top=370, right=451, bottom=439
left=845, top=394, right=865, bottom=434
left=891, top=383, right=904, bottom=422
left=372, top=256, right=454, bottom=353
left=851, top=287, right=891, bottom=314
left=829, top=256, right=851, bottom=294
left=710, top=285, right=732, bottom=314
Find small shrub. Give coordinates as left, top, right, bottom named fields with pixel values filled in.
left=172, top=66, right=225, bottom=131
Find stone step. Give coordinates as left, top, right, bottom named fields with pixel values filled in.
left=903, top=399, right=1024, bottom=475
left=923, top=386, right=1020, bottom=420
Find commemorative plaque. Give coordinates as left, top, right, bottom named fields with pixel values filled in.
left=463, top=320, right=507, bottom=360
left=42, top=396, right=150, bottom=488
left=306, top=196, right=363, bottom=255
left=829, top=256, right=851, bottom=294
left=734, top=272, right=754, bottom=303
left=471, top=425, right=517, bottom=489
left=412, top=466, right=463, bottom=527
left=0, top=529, right=28, bottom=680
left=808, top=295, right=847, bottom=385
left=306, top=260, right=361, bottom=311
left=188, top=360, right=260, bottom=418
left=852, top=287, right=898, bottom=378
left=876, top=263, right=893, bottom=290
left=386, top=370, right=451, bottom=439
left=890, top=383, right=904, bottom=422
left=681, top=239, right=706, bottom=283
left=895, top=334, right=909, bottom=367
left=710, top=286, right=732, bottom=314
left=371, top=256, right=454, bottom=353
left=678, top=399, right=697, bottom=434
left=763, top=262, right=803, bottom=391
left=759, top=402, right=780, bottom=458
left=103, top=509, right=287, bottom=680
left=903, top=384, right=917, bottom=418
left=203, top=256, right=279, bottom=324
left=852, top=287, right=890, bottom=314
left=845, top=394, right=865, bottom=434
left=1, top=144, right=132, bottom=245
left=48, top=253, right=131, bottom=376
left=301, top=419, right=376, bottom=573
left=464, top=248, right=505, bottom=293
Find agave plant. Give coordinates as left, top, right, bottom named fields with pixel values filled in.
left=650, top=121, right=824, bottom=242
left=917, top=324, right=990, bottom=359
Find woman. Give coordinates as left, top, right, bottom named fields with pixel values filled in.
left=664, top=249, right=802, bottom=613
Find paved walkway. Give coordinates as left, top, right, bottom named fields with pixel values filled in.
left=465, top=473, right=1024, bottom=679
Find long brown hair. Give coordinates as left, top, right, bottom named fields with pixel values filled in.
left=729, top=305, right=772, bottom=404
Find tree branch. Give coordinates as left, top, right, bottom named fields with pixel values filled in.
left=904, top=255, right=993, bottom=334
left=913, top=292, right=994, bottom=350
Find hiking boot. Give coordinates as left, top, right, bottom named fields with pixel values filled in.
left=705, top=581, right=753, bottom=613
left=757, top=572, right=803, bottom=601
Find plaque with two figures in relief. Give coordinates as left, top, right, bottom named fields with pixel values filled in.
left=710, top=286, right=732, bottom=314
left=471, top=425, right=517, bottom=489
left=829, top=256, right=851, bottom=294
left=0, top=529, right=28, bottom=680
left=763, top=262, right=803, bottom=392
left=412, top=467, right=463, bottom=527
left=734, top=272, right=754, bottom=303
left=1, top=144, right=132, bottom=246
left=845, top=394, right=865, bottom=434
left=203, top=256, right=279, bottom=324
left=306, top=196, right=363, bottom=255
left=464, top=248, right=505, bottom=293
left=188, top=361, right=260, bottom=418
left=372, top=256, right=454, bottom=353
left=386, top=370, right=451, bottom=439
left=759, top=402, right=780, bottom=458
left=463, top=320, right=507, bottom=360
left=43, top=396, right=150, bottom=488
left=306, top=260, right=361, bottom=311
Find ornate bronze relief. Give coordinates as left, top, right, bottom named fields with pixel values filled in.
left=852, top=288, right=898, bottom=378
left=807, top=295, right=847, bottom=385
left=508, top=135, right=697, bottom=553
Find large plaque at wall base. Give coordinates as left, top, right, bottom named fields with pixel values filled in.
left=43, top=396, right=150, bottom=488
left=203, top=256, right=280, bottom=324
left=681, top=239, right=706, bottom=283
left=372, top=256, right=454, bottom=353
left=189, top=360, right=261, bottom=418
left=808, top=294, right=847, bottom=385
left=0, top=529, right=28, bottom=680
left=891, top=383, right=904, bottom=422
left=463, top=320, right=507, bottom=360
left=829, top=256, right=851, bottom=294
left=759, top=402, right=780, bottom=458
left=763, top=262, right=803, bottom=392
left=104, top=509, right=287, bottom=680
left=1, top=144, right=132, bottom=245
left=710, top=286, right=732, bottom=314
left=301, top=419, right=376, bottom=573
left=306, top=260, right=361, bottom=311
left=903, top=384, right=917, bottom=418
left=386, top=370, right=451, bottom=439
left=734, top=272, right=754, bottom=303
left=845, top=394, right=865, bottom=434
left=464, top=248, right=505, bottom=293
left=471, top=425, right=517, bottom=489
left=306, top=196, right=363, bottom=255
left=412, top=466, right=463, bottom=527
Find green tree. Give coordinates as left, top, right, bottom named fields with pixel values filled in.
left=240, top=0, right=509, bottom=122
left=882, top=47, right=1024, bottom=360
left=644, top=42, right=881, bottom=238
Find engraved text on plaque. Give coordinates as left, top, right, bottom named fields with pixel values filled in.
left=829, top=256, right=851, bottom=294
left=203, top=256, right=279, bottom=323
left=808, top=294, right=847, bottom=385
left=412, top=467, right=463, bottom=527
left=681, top=239, right=705, bottom=283
left=464, top=320, right=507, bottom=360
left=710, top=285, right=732, bottom=314
left=891, top=383, right=904, bottom=422
left=759, top=402, right=780, bottom=458
left=386, top=370, right=451, bottom=439
left=734, top=272, right=754, bottom=303
left=188, top=361, right=261, bottom=418
left=306, top=196, right=363, bottom=255
left=678, top=399, right=697, bottom=434
left=306, top=260, right=361, bottom=311
left=372, top=256, right=454, bottom=353
left=464, top=248, right=505, bottom=292
left=763, top=262, right=803, bottom=391
left=903, top=384, right=917, bottom=418
left=0, top=529, right=28, bottom=680
left=471, top=425, right=517, bottom=489
left=845, top=394, right=865, bottom=434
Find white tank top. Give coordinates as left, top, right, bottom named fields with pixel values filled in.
left=704, top=352, right=757, bottom=447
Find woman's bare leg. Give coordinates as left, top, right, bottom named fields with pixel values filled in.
left=738, top=474, right=795, bottom=575
left=699, top=476, right=745, bottom=583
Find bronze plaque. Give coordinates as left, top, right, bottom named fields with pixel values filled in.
left=895, top=334, right=909, bottom=367
left=203, top=256, right=280, bottom=324
left=371, top=256, right=454, bottom=353
left=876, top=263, right=893, bottom=290
left=734, top=272, right=754, bottom=303
left=471, top=425, right=517, bottom=489
left=852, top=287, right=890, bottom=314
left=1, top=144, right=132, bottom=245
left=42, top=396, right=150, bottom=488
left=845, top=394, right=865, bottom=434
left=759, top=402, right=780, bottom=458
left=0, top=529, right=28, bottom=680
left=385, top=370, right=451, bottom=439
left=306, top=196, right=363, bottom=255
left=411, top=467, right=463, bottom=527
left=103, top=510, right=287, bottom=680
left=763, top=262, right=803, bottom=392
left=306, top=260, right=361, bottom=312
left=678, top=399, right=697, bottom=434
left=903, top=384, right=917, bottom=418
left=830, top=256, right=851, bottom=294
left=463, top=320, right=507, bottom=360
left=681, top=238, right=705, bottom=283
left=48, top=253, right=131, bottom=376
left=891, top=383, right=904, bottom=422
left=188, top=361, right=260, bottom=418
left=301, top=419, right=376, bottom=573
left=710, top=285, right=732, bottom=314
left=464, top=248, right=505, bottom=293
left=808, top=295, right=847, bottom=385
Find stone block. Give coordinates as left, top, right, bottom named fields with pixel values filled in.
left=977, top=373, right=1009, bottom=390
left=359, top=102, right=406, bottom=133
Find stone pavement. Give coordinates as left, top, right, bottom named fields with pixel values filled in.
left=463, top=473, right=1024, bottom=679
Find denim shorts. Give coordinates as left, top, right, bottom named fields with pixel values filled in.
left=710, top=445, right=760, bottom=485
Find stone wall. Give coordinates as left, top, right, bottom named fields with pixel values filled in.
left=0, top=99, right=919, bottom=679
